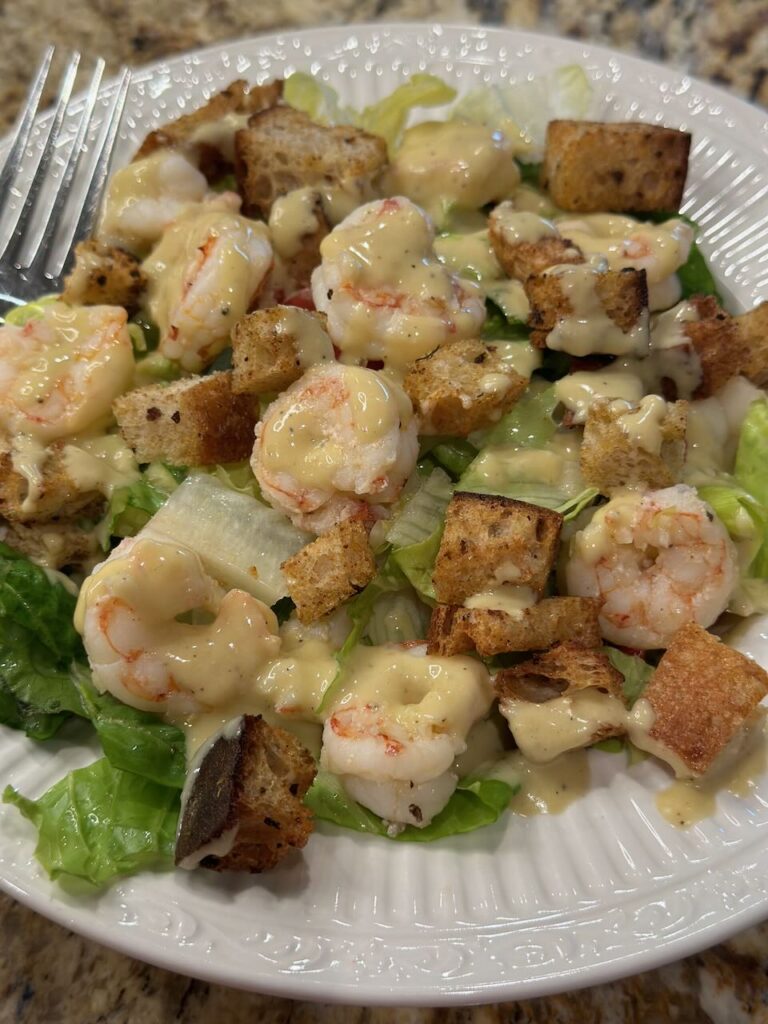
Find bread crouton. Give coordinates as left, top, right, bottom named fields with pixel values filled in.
left=681, top=296, right=749, bottom=398
left=735, top=300, right=768, bottom=387
left=268, top=188, right=330, bottom=291
left=525, top=266, right=649, bottom=350
left=0, top=517, right=100, bottom=571
left=231, top=306, right=333, bottom=394
left=488, top=201, right=584, bottom=281
left=0, top=443, right=103, bottom=523
left=234, top=106, right=387, bottom=217
left=580, top=397, right=688, bottom=493
left=432, top=493, right=563, bottom=604
left=541, top=120, right=691, bottom=213
left=114, top=371, right=257, bottom=467
left=494, top=643, right=624, bottom=703
left=427, top=597, right=602, bottom=656
left=633, top=623, right=768, bottom=778
left=61, top=241, right=146, bottom=313
left=281, top=519, right=376, bottom=624
left=403, top=338, right=528, bottom=436
left=175, top=714, right=316, bottom=873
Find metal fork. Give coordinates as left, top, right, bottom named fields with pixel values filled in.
left=0, top=48, right=132, bottom=317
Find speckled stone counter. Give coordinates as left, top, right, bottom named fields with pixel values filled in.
left=2, top=3, right=768, bottom=1021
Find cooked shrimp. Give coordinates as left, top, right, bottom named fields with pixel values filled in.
left=0, top=301, right=134, bottom=443
left=566, top=485, right=738, bottom=649
left=321, top=644, right=493, bottom=828
left=311, top=196, right=486, bottom=370
left=143, top=206, right=273, bottom=371
left=76, top=536, right=281, bottom=715
left=251, top=362, right=419, bottom=534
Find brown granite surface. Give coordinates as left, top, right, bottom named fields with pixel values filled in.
left=2, top=2, right=768, bottom=1020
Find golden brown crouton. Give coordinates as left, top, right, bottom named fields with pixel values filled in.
left=231, top=306, right=333, bottom=394
left=525, top=266, right=649, bottom=349
left=403, top=338, right=528, bottom=436
left=580, top=397, right=688, bottom=493
left=427, top=597, right=602, bottom=657
left=541, top=120, right=691, bottom=213
left=0, top=443, right=103, bottom=524
left=494, top=643, right=625, bottom=703
left=281, top=519, right=376, bottom=624
left=634, top=623, right=768, bottom=778
left=61, top=241, right=146, bottom=313
left=175, top=714, right=316, bottom=873
left=735, top=300, right=768, bottom=387
left=680, top=296, right=749, bottom=398
left=234, top=106, right=387, bottom=217
left=114, top=372, right=258, bottom=467
left=432, top=493, right=563, bottom=604
left=0, top=516, right=100, bottom=571
left=488, top=202, right=584, bottom=281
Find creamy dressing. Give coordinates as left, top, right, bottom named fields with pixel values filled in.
left=490, top=340, right=542, bottom=379
left=62, top=435, right=140, bottom=498
left=273, top=306, right=334, bottom=368
left=511, top=184, right=560, bottom=218
left=500, top=690, right=628, bottom=762
left=464, top=584, right=537, bottom=616
left=268, top=188, right=323, bottom=259
left=648, top=300, right=703, bottom=397
left=492, top=203, right=558, bottom=245
left=507, top=749, right=590, bottom=816
left=433, top=230, right=531, bottom=322
left=684, top=376, right=765, bottom=481
left=610, top=394, right=669, bottom=455
left=543, top=264, right=650, bottom=357
left=465, top=434, right=584, bottom=499
left=188, top=111, right=249, bottom=162
left=554, top=368, right=644, bottom=424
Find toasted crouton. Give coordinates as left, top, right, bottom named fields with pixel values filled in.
left=403, top=338, right=528, bottom=436
left=432, top=493, right=563, bottom=604
left=281, top=519, right=376, bottom=624
left=114, top=371, right=257, bottom=467
left=268, top=189, right=331, bottom=290
left=175, top=714, right=316, bottom=873
left=525, top=266, right=649, bottom=350
left=735, top=300, right=768, bottom=387
left=679, top=296, right=749, bottom=398
left=0, top=516, right=100, bottom=570
left=427, top=597, right=602, bottom=656
left=0, top=443, right=103, bottom=524
left=234, top=106, right=387, bottom=217
left=488, top=201, right=584, bottom=281
left=541, top=120, right=691, bottom=213
left=580, top=397, right=688, bottom=493
left=61, top=241, right=146, bottom=313
left=633, top=623, right=768, bottom=778
left=495, top=643, right=624, bottom=703
left=231, top=306, right=333, bottom=394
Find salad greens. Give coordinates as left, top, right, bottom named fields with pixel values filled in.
left=605, top=648, right=654, bottom=706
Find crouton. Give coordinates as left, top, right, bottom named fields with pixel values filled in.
left=488, top=201, right=584, bottom=281
left=268, top=188, right=331, bottom=291
left=114, top=371, right=258, bottom=467
left=525, top=266, right=649, bottom=351
left=0, top=517, right=100, bottom=571
left=735, top=300, right=768, bottom=387
left=403, top=338, right=528, bottom=436
left=61, top=241, right=146, bottom=313
left=427, top=597, right=602, bottom=656
left=175, top=714, right=316, bottom=873
left=432, top=493, right=563, bottom=604
left=680, top=296, right=749, bottom=398
left=580, top=397, right=688, bottom=493
left=494, top=643, right=624, bottom=703
left=135, top=78, right=284, bottom=178
left=281, top=519, right=376, bottom=624
left=633, top=623, right=768, bottom=778
left=231, top=306, right=333, bottom=394
left=0, top=443, right=103, bottom=524
left=234, top=106, right=387, bottom=217
left=541, top=120, right=691, bottom=213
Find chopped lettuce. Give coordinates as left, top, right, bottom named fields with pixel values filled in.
left=482, top=298, right=530, bottom=340
left=420, top=438, right=478, bottom=480
left=605, top=647, right=654, bottom=706
left=305, top=770, right=516, bottom=842
left=365, top=589, right=431, bottom=646
left=283, top=71, right=356, bottom=125
left=358, top=74, right=456, bottom=153
left=3, top=759, right=179, bottom=886
left=387, top=467, right=453, bottom=599
left=471, top=381, right=557, bottom=450
left=2, top=294, right=58, bottom=327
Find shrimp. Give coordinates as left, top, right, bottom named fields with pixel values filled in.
left=143, top=206, right=273, bottom=372
left=0, top=301, right=134, bottom=443
left=321, top=644, right=493, bottom=829
left=311, top=196, right=486, bottom=370
left=251, top=362, right=419, bottom=534
left=77, top=536, right=281, bottom=715
left=565, top=485, right=738, bottom=649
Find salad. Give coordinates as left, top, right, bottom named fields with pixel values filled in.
left=1, top=64, right=768, bottom=888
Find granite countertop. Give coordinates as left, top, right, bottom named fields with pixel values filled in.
left=2, top=2, right=768, bottom=1021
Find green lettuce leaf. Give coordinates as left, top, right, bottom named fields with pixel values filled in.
left=3, top=759, right=179, bottom=886
left=283, top=72, right=356, bottom=125
left=0, top=542, right=81, bottom=659
left=359, top=74, right=456, bottom=153
left=98, top=463, right=185, bottom=548
left=386, top=467, right=453, bottom=599
left=482, top=298, right=530, bottom=341
left=2, top=295, right=58, bottom=327
left=605, top=647, right=654, bottom=706
left=678, top=241, right=722, bottom=302
left=420, top=438, right=478, bottom=480
left=472, top=382, right=557, bottom=449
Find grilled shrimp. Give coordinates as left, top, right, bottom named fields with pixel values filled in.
left=251, top=362, right=419, bottom=534
left=143, top=206, right=273, bottom=371
left=76, top=536, right=280, bottom=715
left=566, top=485, right=738, bottom=649
left=311, top=196, right=486, bottom=370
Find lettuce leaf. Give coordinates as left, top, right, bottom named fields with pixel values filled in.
left=472, top=382, right=557, bottom=449
left=283, top=72, right=356, bottom=125
left=605, top=647, right=654, bottom=706
left=305, top=770, right=516, bottom=841
left=3, top=759, right=179, bottom=886
left=358, top=74, right=456, bottom=153
left=0, top=542, right=81, bottom=659
left=482, top=298, right=530, bottom=340
left=387, top=467, right=453, bottom=599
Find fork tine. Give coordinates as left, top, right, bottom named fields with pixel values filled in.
left=0, top=46, right=54, bottom=202
left=0, top=51, right=81, bottom=266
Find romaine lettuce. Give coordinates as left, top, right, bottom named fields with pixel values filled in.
left=605, top=647, right=654, bottom=706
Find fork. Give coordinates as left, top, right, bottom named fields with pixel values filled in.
left=0, top=48, right=132, bottom=318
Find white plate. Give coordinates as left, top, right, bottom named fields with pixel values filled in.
left=2, top=23, right=768, bottom=1006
